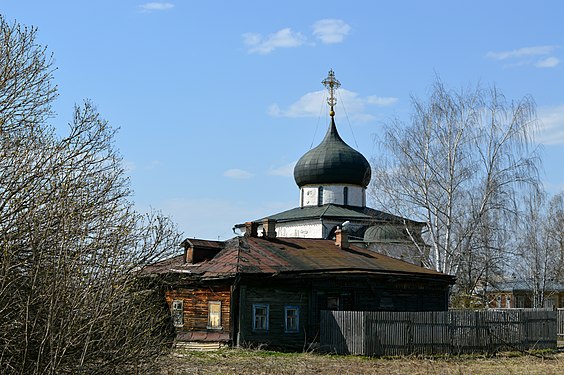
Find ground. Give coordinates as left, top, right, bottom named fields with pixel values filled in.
left=158, top=348, right=564, bottom=375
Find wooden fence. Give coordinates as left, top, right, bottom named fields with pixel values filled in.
left=320, top=309, right=557, bottom=356
left=558, top=308, right=564, bottom=339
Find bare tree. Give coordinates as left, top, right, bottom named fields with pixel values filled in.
left=370, top=78, right=540, bottom=307
left=1, top=15, right=180, bottom=374
left=513, top=191, right=564, bottom=308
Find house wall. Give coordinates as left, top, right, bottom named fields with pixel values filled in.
left=237, top=276, right=450, bottom=349
left=166, top=285, right=231, bottom=335
left=238, top=285, right=309, bottom=349
left=487, top=291, right=564, bottom=309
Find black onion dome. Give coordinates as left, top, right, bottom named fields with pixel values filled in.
left=294, top=118, right=372, bottom=187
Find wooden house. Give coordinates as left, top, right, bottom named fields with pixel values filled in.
left=486, top=280, right=564, bottom=309
left=145, top=225, right=455, bottom=349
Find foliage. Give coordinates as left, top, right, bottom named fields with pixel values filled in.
left=0, top=15, right=180, bottom=374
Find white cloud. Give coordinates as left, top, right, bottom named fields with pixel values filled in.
left=268, top=161, right=296, bottom=177
left=146, top=160, right=162, bottom=170
left=536, top=57, right=560, bottom=68
left=243, top=28, right=306, bottom=54
left=486, top=45, right=557, bottom=60
left=223, top=168, right=254, bottom=179
left=269, top=89, right=397, bottom=121
left=312, top=19, right=351, bottom=44
left=139, top=2, right=174, bottom=11
left=486, top=45, right=559, bottom=68
left=537, top=104, right=564, bottom=145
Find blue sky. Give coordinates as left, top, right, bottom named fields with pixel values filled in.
left=2, top=1, right=564, bottom=240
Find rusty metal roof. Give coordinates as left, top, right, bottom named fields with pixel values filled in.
left=146, top=236, right=454, bottom=283
left=180, top=238, right=223, bottom=249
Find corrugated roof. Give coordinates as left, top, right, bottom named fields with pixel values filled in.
left=146, top=236, right=453, bottom=283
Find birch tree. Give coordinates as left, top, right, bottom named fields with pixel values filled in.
left=0, top=15, right=180, bottom=374
left=370, top=79, right=540, bottom=306
left=514, top=191, right=564, bottom=308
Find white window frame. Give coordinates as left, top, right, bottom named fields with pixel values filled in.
left=284, top=306, right=300, bottom=333
left=171, top=300, right=184, bottom=327
left=207, top=301, right=222, bottom=329
left=252, top=304, right=269, bottom=331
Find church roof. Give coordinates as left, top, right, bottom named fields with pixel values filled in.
left=293, top=117, right=371, bottom=188
left=240, top=204, right=422, bottom=226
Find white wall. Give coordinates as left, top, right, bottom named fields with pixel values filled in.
left=300, top=184, right=365, bottom=207
left=257, top=220, right=323, bottom=238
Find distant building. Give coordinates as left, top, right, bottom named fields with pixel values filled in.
left=145, top=71, right=455, bottom=349
left=486, top=280, right=564, bottom=309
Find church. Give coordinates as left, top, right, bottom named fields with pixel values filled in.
left=234, top=70, right=426, bottom=265
left=145, top=71, right=455, bottom=349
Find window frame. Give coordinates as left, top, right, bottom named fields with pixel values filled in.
left=171, top=300, right=184, bottom=327
left=317, top=186, right=323, bottom=206
left=343, top=186, right=348, bottom=206
left=252, top=303, right=269, bottom=331
left=207, top=301, right=222, bottom=330
left=284, top=305, right=300, bottom=333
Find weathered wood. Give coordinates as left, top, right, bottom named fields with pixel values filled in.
left=320, top=310, right=557, bottom=356
left=557, top=308, right=564, bottom=338
left=166, top=285, right=231, bottom=336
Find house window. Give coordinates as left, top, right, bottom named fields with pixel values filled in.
left=318, top=186, right=323, bottom=206
left=208, top=301, right=222, bottom=329
left=252, top=304, right=269, bottom=331
left=496, top=296, right=501, bottom=308
left=515, top=295, right=525, bottom=308
left=327, top=296, right=339, bottom=310
left=171, top=300, right=184, bottom=327
left=505, top=295, right=511, bottom=308
left=285, top=306, right=299, bottom=333
left=343, top=186, right=348, bottom=205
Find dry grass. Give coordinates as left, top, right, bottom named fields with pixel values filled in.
left=159, top=348, right=564, bottom=375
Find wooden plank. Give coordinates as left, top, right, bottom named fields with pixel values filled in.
left=321, top=309, right=557, bottom=356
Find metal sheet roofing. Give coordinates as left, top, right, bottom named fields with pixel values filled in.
left=235, top=204, right=422, bottom=226
left=146, top=236, right=454, bottom=283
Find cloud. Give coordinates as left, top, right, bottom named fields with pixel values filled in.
left=146, top=160, right=162, bottom=170
left=224, top=168, right=254, bottom=179
left=486, top=45, right=557, bottom=60
left=537, top=104, right=564, bottom=145
left=243, top=28, right=306, bottom=54
left=486, top=45, right=559, bottom=68
left=269, top=89, right=397, bottom=121
left=536, top=57, right=560, bottom=68
left=139, top=2, right=174, bottom=11
left=268, top=161, right=297, bottom=177
left=312, top=19, right=351, bottom=44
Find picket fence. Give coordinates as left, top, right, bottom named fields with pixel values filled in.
left=320, top=309, right=557, bottom=356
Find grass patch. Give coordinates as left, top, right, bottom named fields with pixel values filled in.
left=161, top=347, right=564, bottom=374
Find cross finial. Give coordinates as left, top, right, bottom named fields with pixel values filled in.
left=322, top=69, right=341, bottom=117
